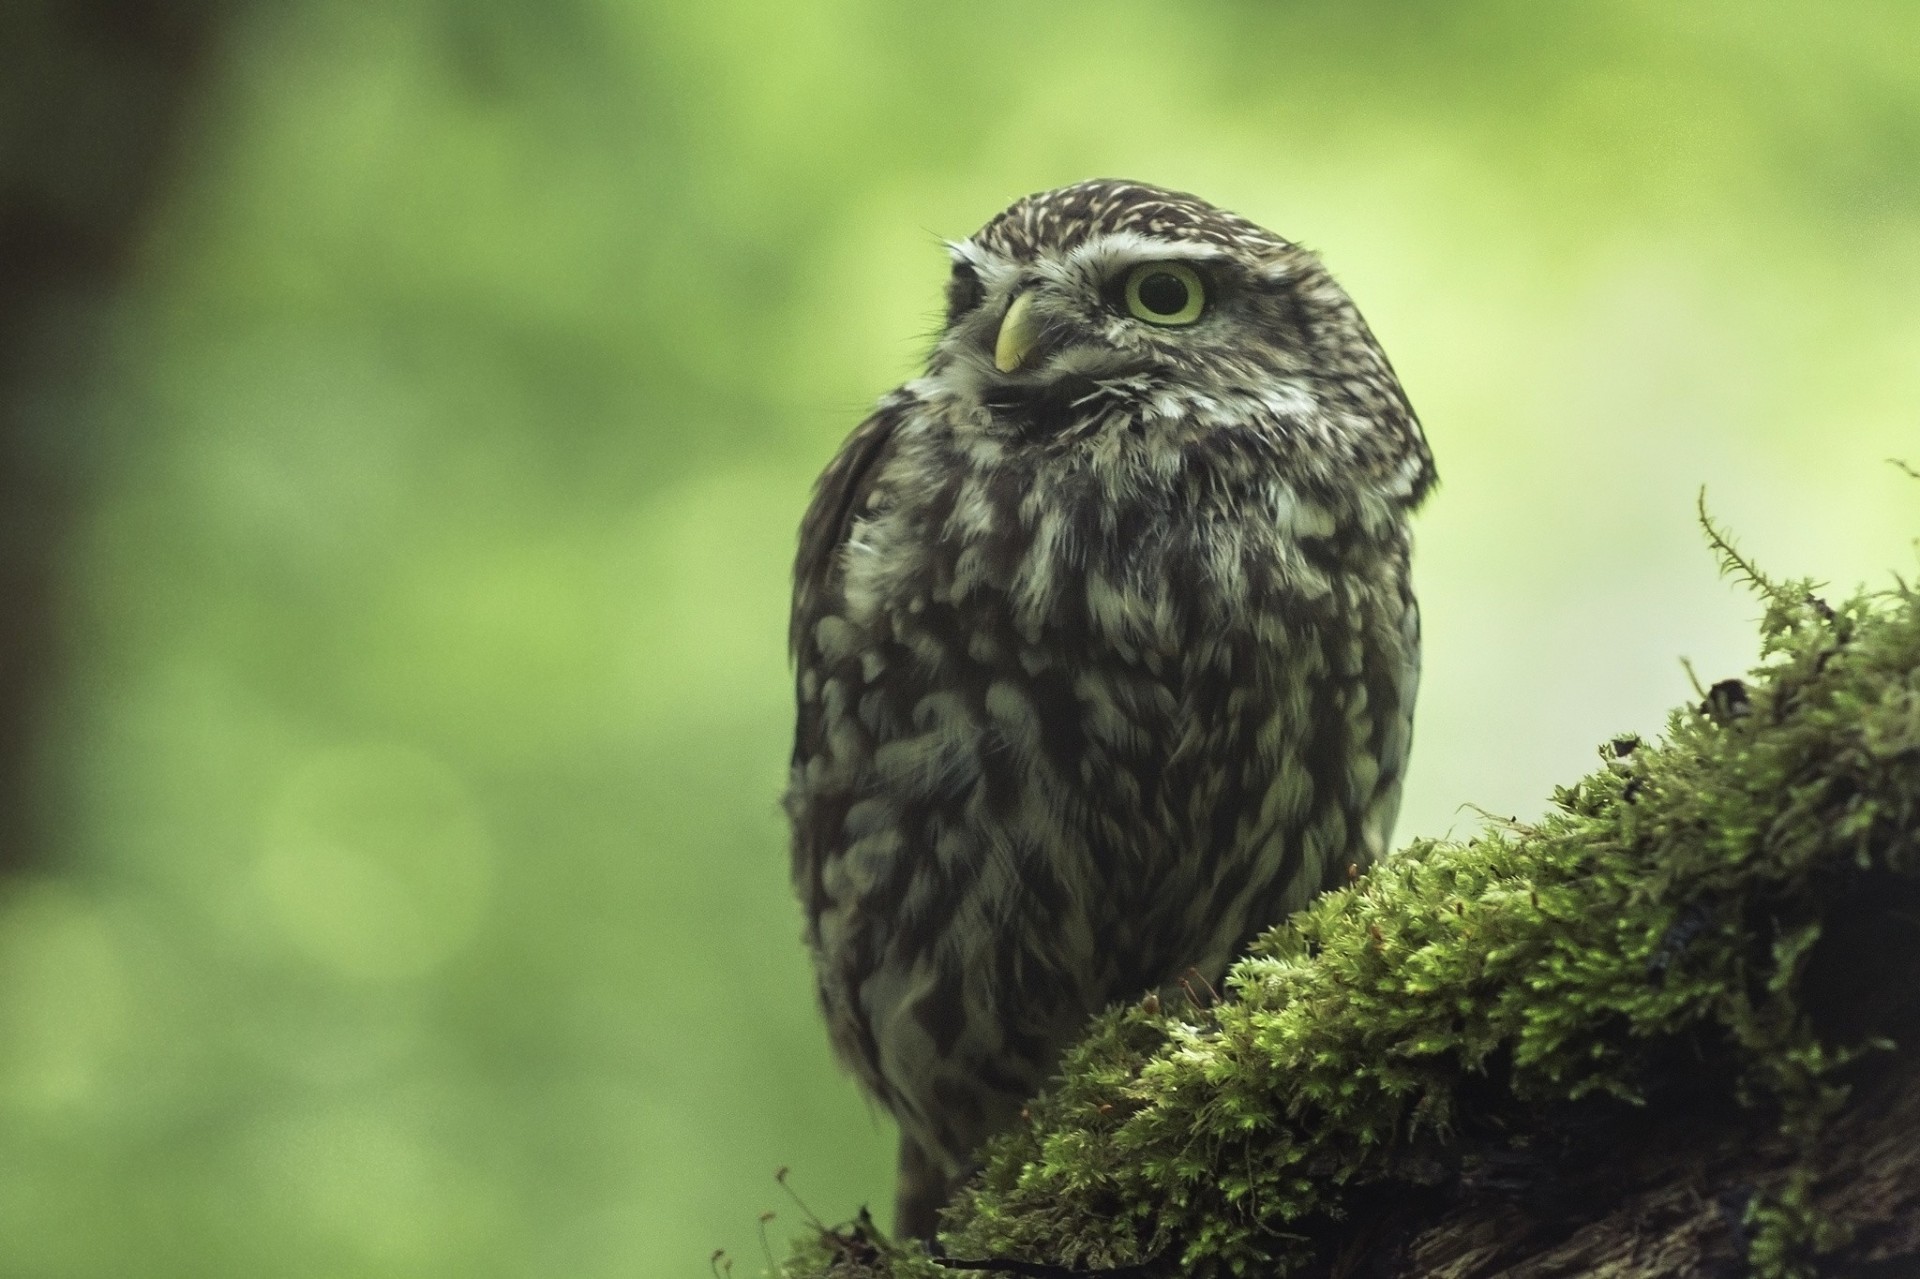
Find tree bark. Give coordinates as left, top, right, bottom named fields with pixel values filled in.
left=0, top=0, right=237, bottom=869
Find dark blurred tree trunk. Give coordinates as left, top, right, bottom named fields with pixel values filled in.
left=0, top=0, right=237, bottom=870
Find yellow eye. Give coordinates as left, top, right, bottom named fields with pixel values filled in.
left=1123, top=262, right=1206, bottom=326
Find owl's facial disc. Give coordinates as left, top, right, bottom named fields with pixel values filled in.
left=929, top=226, right=1281, bottom=433
left=995, top=260, right=1208, bottom=374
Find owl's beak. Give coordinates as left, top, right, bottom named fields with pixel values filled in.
left=993, top=291, right=1041, bottom=373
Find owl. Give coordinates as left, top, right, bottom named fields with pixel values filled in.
left=785, top=179, right=1434, bottom=1240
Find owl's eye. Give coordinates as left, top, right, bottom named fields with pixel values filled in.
left=1122, top=262, right=1206, bottom=326
left=945, top=261, right=985, bottom=325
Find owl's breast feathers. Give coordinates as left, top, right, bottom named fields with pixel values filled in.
left=787, top=388, right=1419, bottom=1124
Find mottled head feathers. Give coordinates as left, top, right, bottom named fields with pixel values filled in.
left=924, top=179, right=1435, bottom=511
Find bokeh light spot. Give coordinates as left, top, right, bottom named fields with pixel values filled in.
left=256, top=745, right=493, bottom=981
left=0, top=885, right=127, bottom=1113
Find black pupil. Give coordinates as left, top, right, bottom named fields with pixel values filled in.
left=1137, top=271, right=1189, bottom=315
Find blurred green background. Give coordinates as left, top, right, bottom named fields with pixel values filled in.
left=1, top=2, right=1916, bottom=1275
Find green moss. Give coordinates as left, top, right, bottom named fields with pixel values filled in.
left=783, top=552, right=1920, bottom=1278
left=779, top=1214, right=952, bottom=1279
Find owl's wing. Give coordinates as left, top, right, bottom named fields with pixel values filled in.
left=788, top=401, right=907, bottom=923
left=789, top=399, right=907, bottom=663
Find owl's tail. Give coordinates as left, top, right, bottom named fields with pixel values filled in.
left=893, top=1133, right=952, bottom=1244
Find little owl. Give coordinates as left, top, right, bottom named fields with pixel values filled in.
left=785, top=179, right=1434, bottom=1239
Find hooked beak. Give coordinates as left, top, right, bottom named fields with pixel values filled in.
left=993, top=290, right=1041, bottom=373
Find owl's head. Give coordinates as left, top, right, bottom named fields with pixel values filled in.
left=922, top=179, right=1433, bottom=508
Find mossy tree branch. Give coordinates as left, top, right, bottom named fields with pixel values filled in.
left=780, top=533, right=1920, bottom=1279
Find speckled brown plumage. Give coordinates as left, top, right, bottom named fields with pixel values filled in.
left=785, top=179, right=1435, bottom=1239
